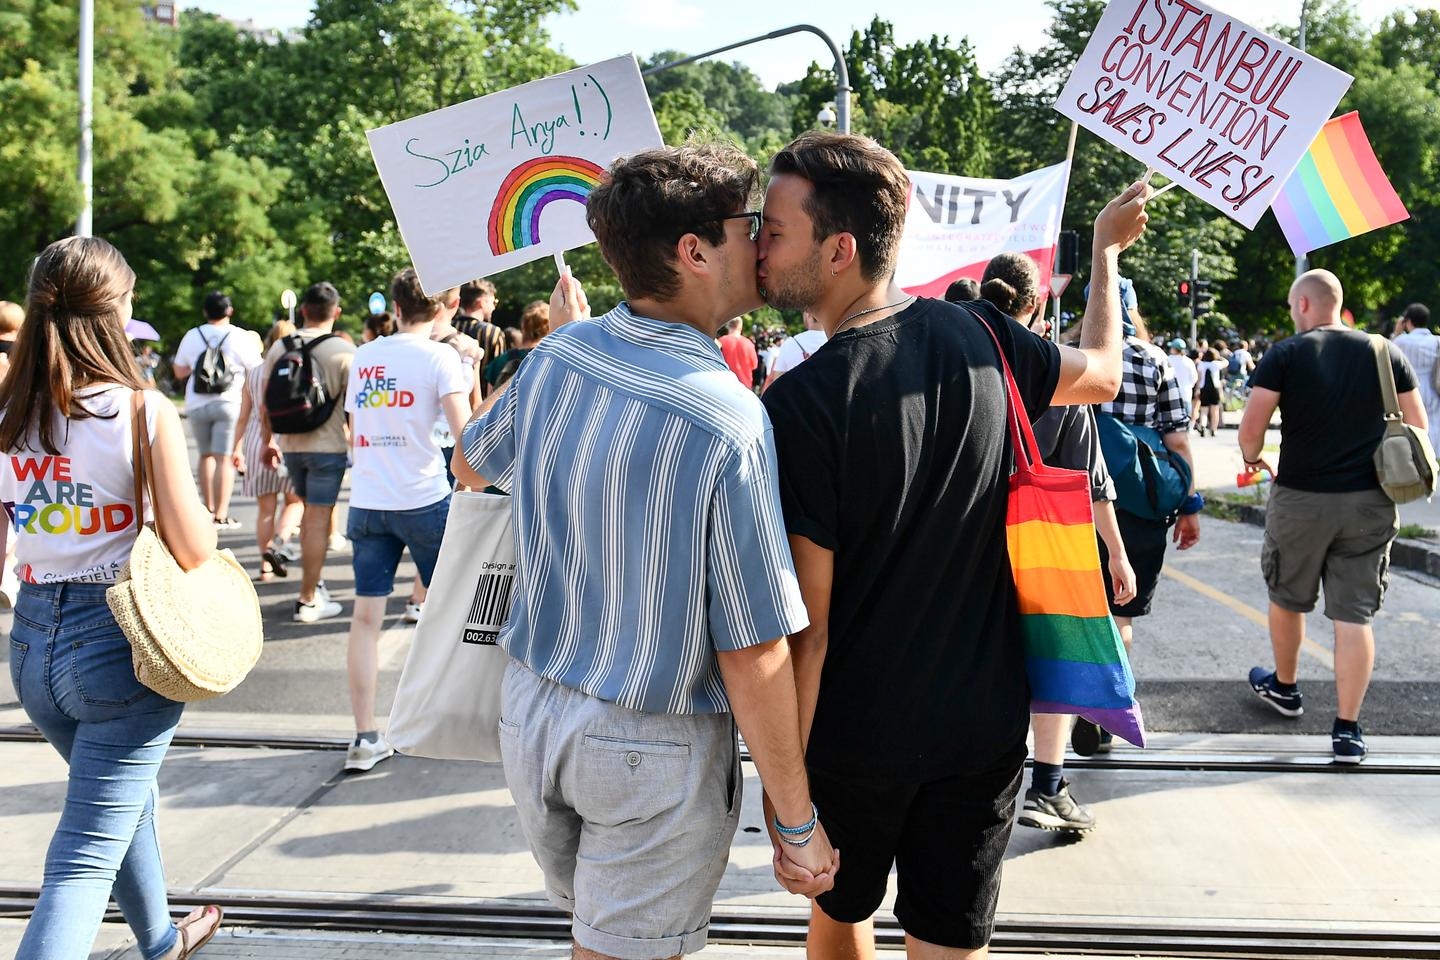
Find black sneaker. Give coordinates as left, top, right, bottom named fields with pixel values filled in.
left=1071, top=719, right=1102, bottom=757
left=1333, top=725, right=1367, bottom=764
left=1248, top=667, right=1304, bottom=717
left=1019, top=781, right=1096, bottom=833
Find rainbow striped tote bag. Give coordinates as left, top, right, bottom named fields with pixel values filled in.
left=981, top=321, right=1146, bottom=747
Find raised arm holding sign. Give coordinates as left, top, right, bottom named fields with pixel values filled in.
left=1055, top=0, right=1352, bottom=227
left=367, top=56, right=664, bottom=294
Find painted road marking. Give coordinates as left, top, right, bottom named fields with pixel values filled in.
left=1161, top=564, right=1336, bottom=670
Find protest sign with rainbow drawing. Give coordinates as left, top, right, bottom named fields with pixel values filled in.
left=366, top=56, right=662, bottom=294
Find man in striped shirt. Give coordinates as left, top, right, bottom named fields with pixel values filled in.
left=457, top=143, right=835, bottom=960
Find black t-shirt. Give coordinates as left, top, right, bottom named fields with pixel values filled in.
left=762, top=297, right=1061, bottom=781
left=1250, top=327, right=1417, bottom=493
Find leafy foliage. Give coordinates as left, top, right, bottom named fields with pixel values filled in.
left=3, top=2, right=1437, bottom=347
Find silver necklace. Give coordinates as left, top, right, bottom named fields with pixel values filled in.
left=832, top=295, right=915, bottom=337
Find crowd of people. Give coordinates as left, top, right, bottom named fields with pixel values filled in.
left=1, top=129, right=1432, bottom=960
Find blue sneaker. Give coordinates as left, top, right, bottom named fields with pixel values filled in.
left=1248, top=667, right=1304, bottom=717
left=1333, top=725, right=1367, bottom=764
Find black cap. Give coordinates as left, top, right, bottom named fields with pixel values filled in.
left=302, top=282, right=340, bottom=309
left=202, top=291, right=232, bottom=320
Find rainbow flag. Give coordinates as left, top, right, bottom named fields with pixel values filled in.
left=1272, top=112, right=1409, bottom=257
left=1007, top=466, right=1146, bottom=747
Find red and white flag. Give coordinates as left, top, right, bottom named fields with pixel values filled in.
left=897, top=161, right=1069, bottom=305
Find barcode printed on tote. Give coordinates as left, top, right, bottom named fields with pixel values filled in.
left=463, top=569, right=514, bottom=645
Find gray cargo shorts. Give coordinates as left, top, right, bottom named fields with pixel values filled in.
left=1262, top=485, right=1399, bottom=624
left=498, top=658, right=742, bottom=959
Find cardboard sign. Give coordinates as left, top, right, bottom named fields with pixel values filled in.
left=896, top=162, right=1069, bottom=301
left=1055, top=0, right=1352, bottom=228
left=367, top=56, right=664, bottom=294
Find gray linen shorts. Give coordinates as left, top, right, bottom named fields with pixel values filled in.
left=187, top=400, right=240, bottom=455
left=1262, top=485, right=1399, bottom=624
left=498, top=658, right=742, bottom=959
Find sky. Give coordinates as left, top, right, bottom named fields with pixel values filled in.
left=190, top=0, right=1406, bottom=89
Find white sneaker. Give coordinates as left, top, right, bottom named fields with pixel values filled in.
left=328, top=534, right=350, bottom=554
left=293, top=595, right=342, bottom=623
left=403, top=601, right=423, bottom=624
left=272, top=540, right=298, bottom=563
left=344, top=735, right=394, bottom=772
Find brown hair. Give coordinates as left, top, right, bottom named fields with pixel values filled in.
left=459, top=279, right=496, bottom=311
left=980, top=253, right=1042, bottom=318
left=769, top=132, right=911, bottom=283
left=586, top=142, right=758, bottom=301
left=0, top=237, right=145, bottom=454
left=520, top=300, right=550, bottom=343
left=391, top=268, right=456, bottom=323
left=363, top=312, right=394, bottom=340
left=264, top=319, right=297, bottom=354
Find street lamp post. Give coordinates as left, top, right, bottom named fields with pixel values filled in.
left=77, top=0, right=94, bottom=237
left=642, top=24, right=851, bottom=134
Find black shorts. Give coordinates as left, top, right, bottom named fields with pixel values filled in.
left=1098, top=508, right=1170, bottom=618
left=808, top=745, right=1026, bottom=949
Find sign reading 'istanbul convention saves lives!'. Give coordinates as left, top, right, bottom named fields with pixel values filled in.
left=1055, top=0, right=1352, bottom=228
left=367, top=55, right=664, bottom=294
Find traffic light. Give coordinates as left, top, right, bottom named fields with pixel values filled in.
left=1056, top=231, right=1080, bottom=275
left=1193, top=279, right=1215, bottom=318
left=1176, top=279, right=1192, bottom=305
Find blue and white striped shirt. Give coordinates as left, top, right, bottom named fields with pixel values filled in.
left=462, top=304, right=808, bottom=715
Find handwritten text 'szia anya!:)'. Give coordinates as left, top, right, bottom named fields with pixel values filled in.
left=403, top=74, right=614, bottom=189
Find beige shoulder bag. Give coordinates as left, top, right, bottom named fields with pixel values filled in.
left=106, top=391, right=264, bottom=701
left=1370, top=335, right=1438, bottom=504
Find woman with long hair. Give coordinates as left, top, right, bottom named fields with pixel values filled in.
left=232, top=320, right=304, bottom=580
left=976, top=252, right=1136, bottom=835
left=1, top=237, right=224, bottom=958
left=483, top=299, right=550, bottom=386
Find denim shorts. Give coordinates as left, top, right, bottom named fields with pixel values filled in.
left=186, top=401, right=239, bottom=456
left=283, top=451, right=348, bottom=507
left=347, top=496, right=450, bottom=596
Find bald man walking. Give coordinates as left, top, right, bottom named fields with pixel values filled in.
left=1238, top=270, right=1428, bottom=763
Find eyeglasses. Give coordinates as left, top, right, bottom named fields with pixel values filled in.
left=701, top=211, right=762, bottom=242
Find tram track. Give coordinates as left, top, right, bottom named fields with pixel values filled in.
left=0, top=887, right=1436, bottom=957
left=2, top=724, right=1438, bottom=775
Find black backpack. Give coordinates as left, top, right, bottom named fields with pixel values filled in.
left=264, top=333, right=338, bottom=434
left=192, top=329, right=236, bottom=394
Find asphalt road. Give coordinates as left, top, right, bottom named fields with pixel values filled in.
left=2, top=454, right=1437, bottom=736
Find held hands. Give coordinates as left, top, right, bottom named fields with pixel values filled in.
left=1093, top=181, right=1152, bottom=257
left=262, top=440, right=283, bottom=471
left=1173, top=511, right=1201, bottom=550
left=762, top=791, right=839, bottom=899
left=550, top=272, right=591, bottom=328
left=1108, top=550, right=1137, bottom=606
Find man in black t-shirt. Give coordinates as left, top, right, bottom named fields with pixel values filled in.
left=756, top=131, right=1151, bottom=956
left=1238, top=269, right=1426, bottom=765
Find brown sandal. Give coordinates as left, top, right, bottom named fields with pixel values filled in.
left=175, top=905, right=223, bottom=958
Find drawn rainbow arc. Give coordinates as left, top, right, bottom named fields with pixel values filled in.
left=487, top=156, right=605, bottom=256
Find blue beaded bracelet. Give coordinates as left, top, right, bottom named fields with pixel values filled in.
left=773, top=803, right=818, bottom=836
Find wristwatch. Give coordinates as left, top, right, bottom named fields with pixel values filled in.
left=1179, top=492, right=1205, bottom=516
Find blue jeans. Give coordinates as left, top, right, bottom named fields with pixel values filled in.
left=348, top=496, right=450, bottom=596
left=9, top=581, right=184, bottom=960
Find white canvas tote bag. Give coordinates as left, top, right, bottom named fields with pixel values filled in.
left=387, top=491, right=515, bottom=762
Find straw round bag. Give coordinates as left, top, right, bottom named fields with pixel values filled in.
left=105, top=391, right=264, bottom=702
